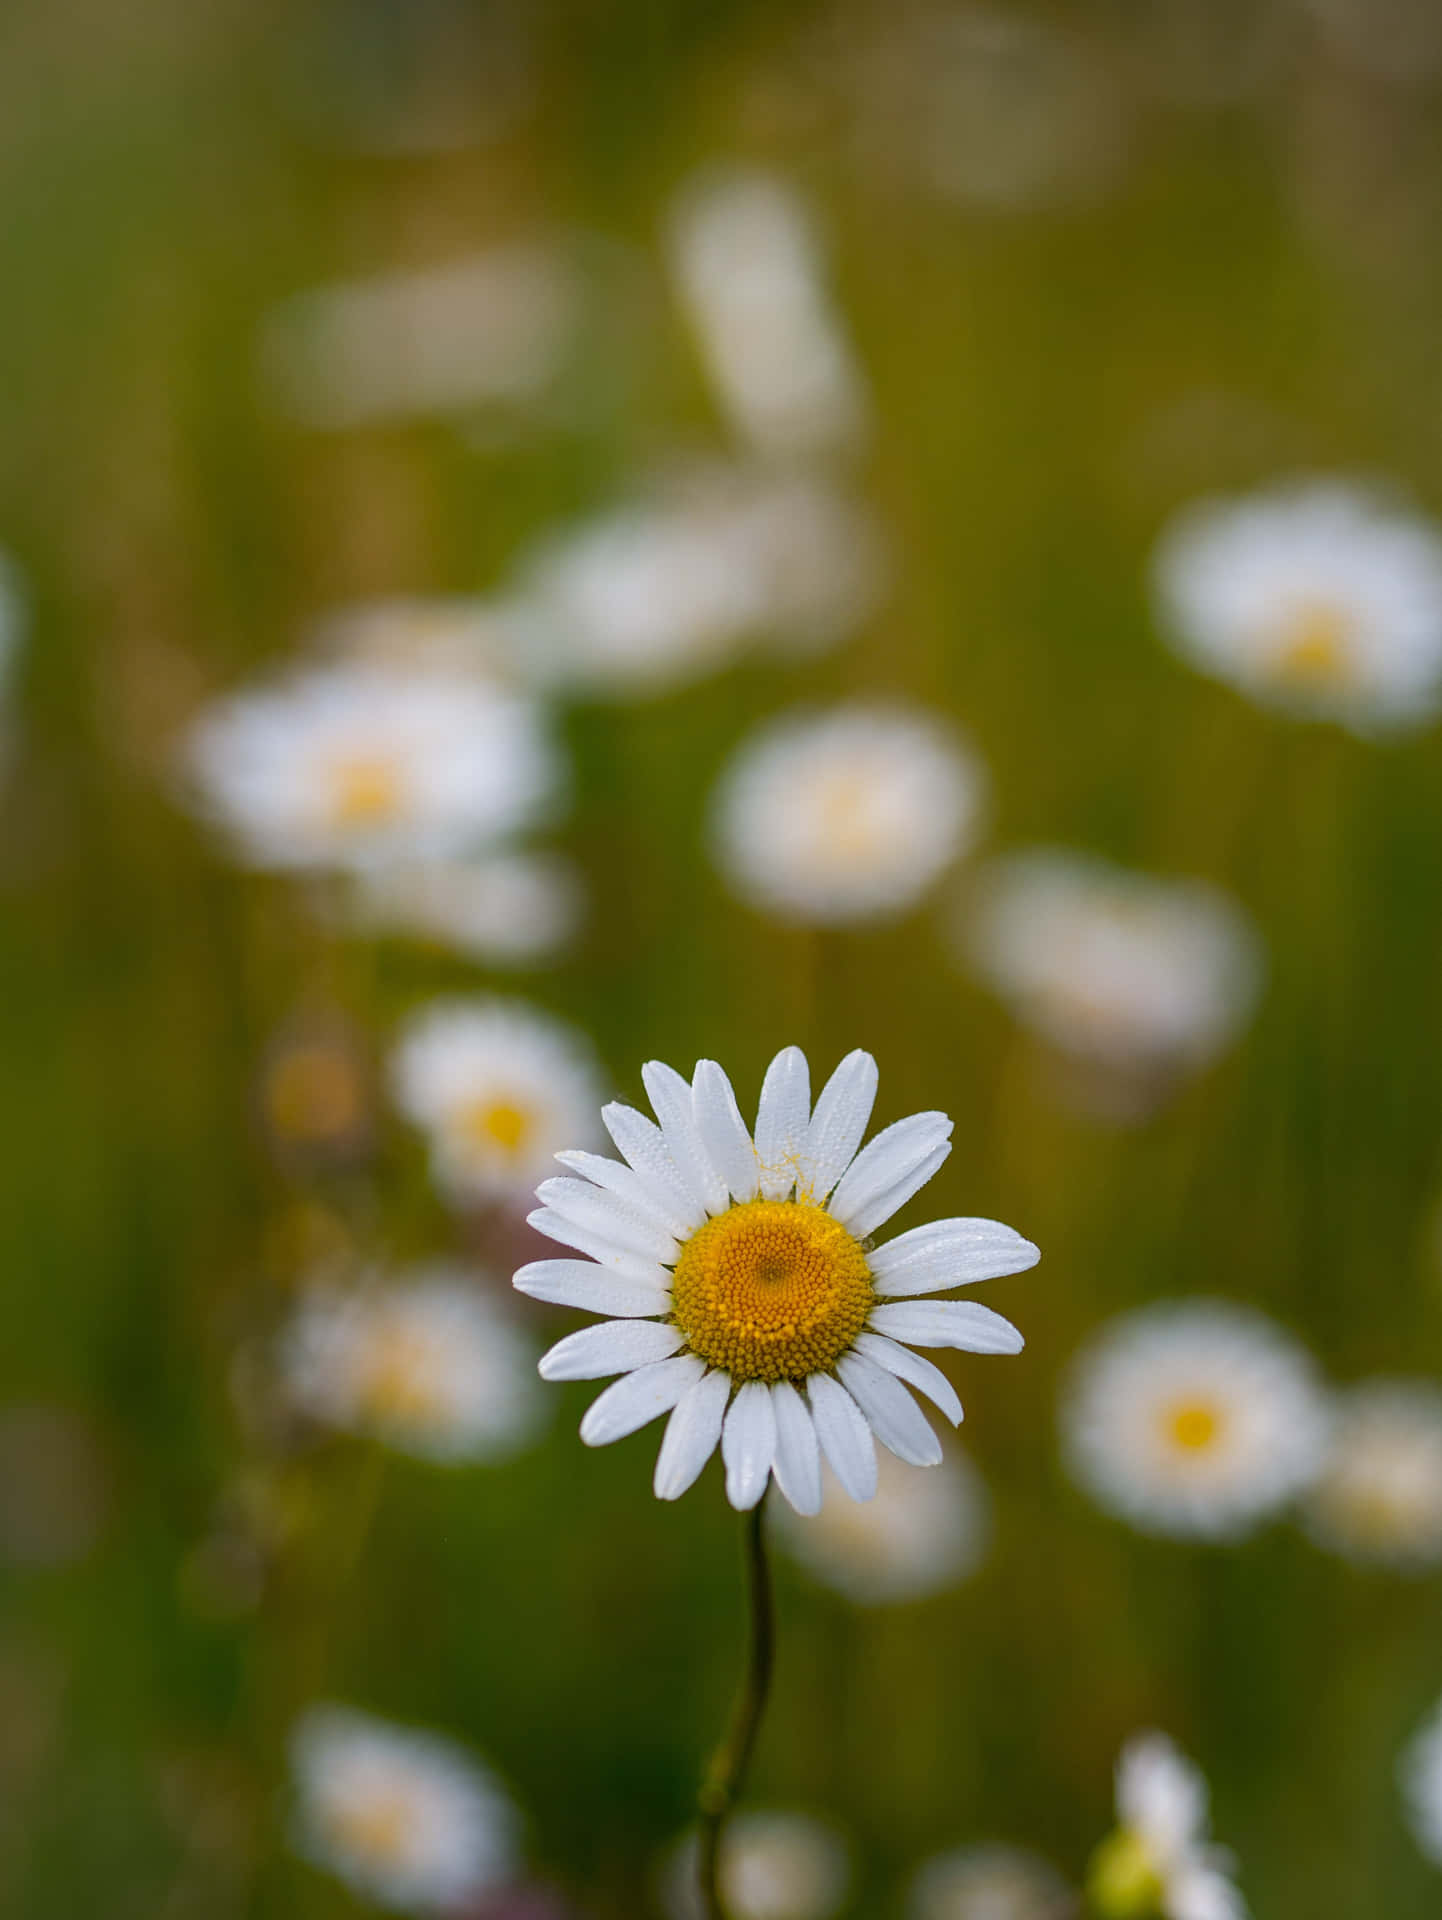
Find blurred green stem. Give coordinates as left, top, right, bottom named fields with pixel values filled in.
left=696, top=1493, right=774, bottom=1920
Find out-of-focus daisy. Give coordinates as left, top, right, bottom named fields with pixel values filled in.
left=290, top=1704, right=517, bottom=1911
left=261, top=245, right=578, bottom=429
left=281, top=1269, right=543, bottom=1463
left=1061, top=1301, right=1328, bottom=1541
left=712, top=705, right=985, bottom=925
left=1152, top=481, right=1442, bottom=731
left=667, top=169, right=866, bottom=462
left=1402, top=1693, right=1442, bottom=1869
left=354, top=852, right=582, bottom=966
left=392, top=1000, right=604, bottom=1206
left=1306, top=1380, right=1442, bottom=1570
left=909, top=1843, right=1074, bottom=1920
left=775, top=1447, right=990, bottom=1604
left=183, top=661, right=556, bottom=874
left=516, top=1045, right=1037, bottom=1513
left=965, top=852, right=1261, bottom=1093
left=309, top=596, right=530, bottom=685
left=259, top=1015, right=372, bottom=1166
left=664, top=1810, right=850, bottom=1920
left=1089, top=1733, right=1246, bottom=1920
left=730, top=472, right=887, bottom=657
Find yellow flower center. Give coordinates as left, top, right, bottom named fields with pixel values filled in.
left=457, top=1097, right=533, bottom=1157
left=330, top=755, right=405, bottom=826
left=1273, top=600, right=1355, bottom=690
left=669, top=1199, right=874, bottom=1383
left=1165, top=1397, right=1222, bottom=1453
left=1087, top=1829, right=1164, bottom=1917
left=326, top=1790, right=416, bottom=1868
left=362, top=1327, right=446, bottom=1425
left=812, top=771, right=885, bottom=862
left=265, top=1045, right=365, bottom=1144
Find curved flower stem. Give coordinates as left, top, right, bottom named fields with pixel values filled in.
left=696, top=1492, right=775, bottom=1920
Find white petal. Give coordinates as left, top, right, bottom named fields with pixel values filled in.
left=802, top=1050, right=878, bottom=1200
left=691, top=1060, right=760, bottom=1203
left=853, top=1331, right=963, bottom=1426
left=600, top=1101, right=708, bottom=1232
left=769, top=1382, right=822, bottom=1516
left=754, top=1046, right=812, bottom=1200
left=513, top=1258, right=672, bottom=1318
left=580, top=1355, right=705, bottom=1446
left=836, top=1351, right=942, bottom=1466
left=642, top=1061, right=730, bottom=1216
left=841, top=1141, right=952, bottom=1241
left=534, top=1176, right=679, bottom=1264
left=806, top=1372, right=877, bottom=1501
left=869, top=1217, right=1041, bottom=1295
left=527, top=1206, right=673, bottom=1276
left=868, top=1300, right=1024, bottom=1355
left=539, top=1319, right=685, bottom=1381
left=722, top=1381, right=777, bottom=1511
left=827, top=1112, right=953, bottom=1233
left=654, top=1369, right=731, bottom=1500
left=554, top=1149, right=698, bottom=1241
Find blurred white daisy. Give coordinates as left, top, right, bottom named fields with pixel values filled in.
left=183, top=661, right=556, bottom=873
left=667, top=169, right=867, bottom=462
left=1152, top=480, right=1442, bottom=732
left=515, top=1044, right=1037, bottom=1513
left=964, top=851, right=1262, bottom=1095
left=281, top=1270, right=544, bottom=1463
left=712, top=705, right=985, bottom=925
left=1402, top=1693, right=1442, bottom=1868
left=664, top=1809, right=850, bottom=1920
left=260, top=244, right=578, bottom=429
left=392, top=999, right=604, bottom=1206
left=1061, top=1301, right=1329, bottom=1541
left=354, top=852, right=582, bottom=965
left=1306, top=1380, right=1442, bottom=1570
left=775, top=1446, right=990, bottom=1604
left=1089, top=1733, right=1247, bottom=1920
left=290, top=1703, right=517, bottom=1911
left=309, top=596, right=531, bottom=685
left=909, top=1843, right=1074, bottom=1920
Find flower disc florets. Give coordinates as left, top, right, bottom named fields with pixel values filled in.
left=670, top=1199, right=874, bottom=1383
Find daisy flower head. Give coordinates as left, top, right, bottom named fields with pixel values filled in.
left=964, top=852, right=1261, bottom=1100
left=354, top=851, right=583, bottom=966
left=909, top=1844, right=1075, bottom=1920
left=183, top=660, right=557, bottom=874
left=391, top=999, right=604, bottom=1207
left=1089, top=1733, right=1246, bottom=1920
left=1152, top=479, right=1442, bottom=732
left=1306, top=1379, right=1442, bottom=1570
left=515, top=1045, right=1038, bottom=1513
left=775, top=1445, right=990, bottom=1604
left=712, top=705, right=986, bottom=925
left=664, top=1809, right=850, bottom=1920
left=281, top=1269, right=544, bottom=1463
left=1402, top=1693, right=1442, bottom=1868
left=1061, top=1301, right=1329, bottom=1542
left=290, top=1703, right=518, bottom=1911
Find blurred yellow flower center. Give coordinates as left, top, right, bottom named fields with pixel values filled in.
left=1087, top=1829, right=1163, bottom=1917
left=1165, top=1398, right=1221, bottom=1452
left=1274, top=600, right=1354, bottom=689
left=331, top=755, right=405, bottom=826
left=363, top=1328, right=446, bottom=1424
left=265, top=1045, right=365, bottom=1144
left=327, top=1791, right=416, bottom=1867
left=459, top=1098, right=532, bottom=1156
left=669, top=1199, right=874, bottom=1383
left=813, top=771, right=884, bottom=860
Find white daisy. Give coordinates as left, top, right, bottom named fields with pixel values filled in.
left=515, top=1045, right=1038, bottom=1513
left=1402, top=1693, right=1442, bottom=1868
left=775, top=1446, right=990, bottom=1604
left=1089, top=1733, right=1247, bottom=1920
left=712, top=705, right=985, bottom=925
left=281, top=1269, right=544, bottom=1463
left=727, top=472, right=887, bottom=658
left=391, top=999, right=604, bottom=1206
left=183, top=661, right=556, bottom=874
left=664, top=1810, right=850, bottom=1920
left=260, top=244, right=578, bottom=429
left=909, top=1844, right=1074, bottom=1920
left=1306, top=1380, right=1442, bottom=1570
left=290, top=1703, right=517, bottom=1911
left=1152, top=480, right=1442, bottom=732
left=667, top=169, right=867, bottom=462
left=964, top=851, right=1262, bottom=1082
left=1061, top=1301, right=1329, bottom=1541
left=354, top=851, right=582, bottom=965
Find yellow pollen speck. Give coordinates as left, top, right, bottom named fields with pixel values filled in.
left=1273, top=600, right=1355, bottom=690
left=458, top=1098, right=532, bottom=1156
left=1165, top=1398, right=1222, bottom=1453
left=331, top=755, right=405, bottom=827
left=669, top=1198, right=874, bottom=1383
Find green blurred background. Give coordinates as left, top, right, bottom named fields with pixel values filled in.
left=4, top=0, right=1442, bottom=1913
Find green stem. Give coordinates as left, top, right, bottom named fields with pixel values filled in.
left=696, top=1494, right=775, bottom=1920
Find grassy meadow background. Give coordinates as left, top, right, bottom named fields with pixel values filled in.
left=4, top=0, right=1442, bottom=1913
